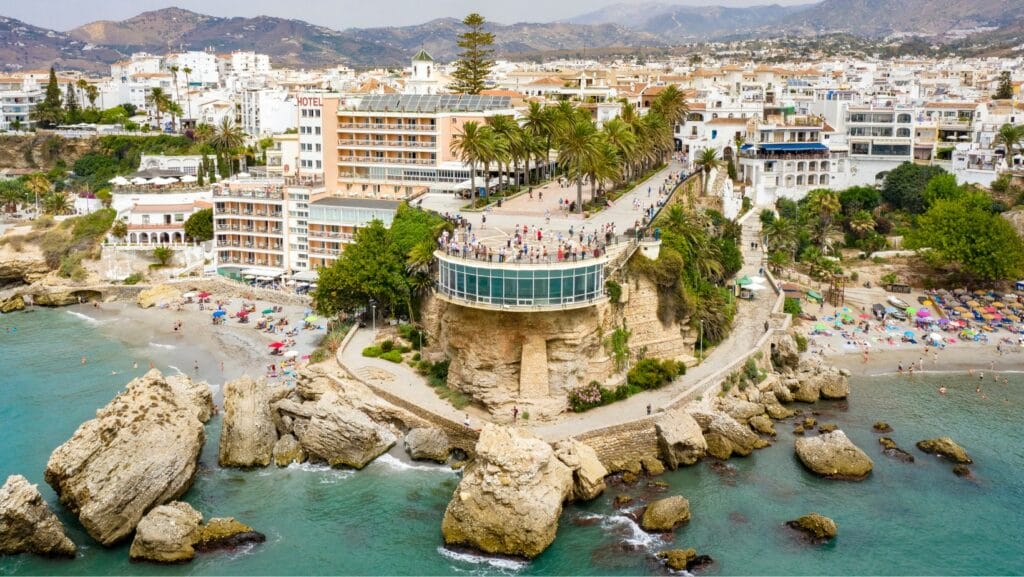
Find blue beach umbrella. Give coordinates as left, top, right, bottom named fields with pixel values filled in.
left=212, top=310, right=226, bottom=318
left=903, top=330, right=915, bottom=338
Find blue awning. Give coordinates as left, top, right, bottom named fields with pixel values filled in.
left=740, top=144, right=754, bottom=150
left=758, top=143, right=828, bottom=152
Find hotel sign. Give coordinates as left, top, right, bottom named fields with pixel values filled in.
left=297, top=96, right=322, bottom=107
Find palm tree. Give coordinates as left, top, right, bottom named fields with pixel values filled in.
left=208, top=117, right=246, bottom=176
left=42, top=192, right=70, bottom=215
left=521, top=101, right=556, bottom=180
left=169, top=65, right=180, bottom=110
left=0, top=180, right=26, bottom=213
left=451, top=121, right=489, bottom=197
left=478, top=127, right=508, bottom=197
left=848, top=210, right=876, bottom=238
left=650, top=85, right=689, bottom=128
left=25, top=173, right=50, bottom=215
left=693, top=148, right=724, bottom=194
left=407, top=240, right=436, bottom=276
left=556, top=116, right=601, bottom=214
left=485, top=115, right=520, bottom=190
left=182, top=67, right=193, bottom=120
left=193, top=123, right=214, bottom=144
left=602, top=118, right=637, bottom=186
left=147, top=87, right=172, bottom=131
left=995, top=123, right=1024, bottom=168
left=586, top=138, right=620, bottom=201
left=805, top=188, right=842, bottom=252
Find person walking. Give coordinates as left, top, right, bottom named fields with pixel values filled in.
left=512, top=405, right=519, bottom=423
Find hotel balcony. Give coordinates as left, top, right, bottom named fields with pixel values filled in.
left=337, top=122, right=437, bottom=132
left=215, top=208, right=284, bottom=218
left=338, top=156, right=435, bottom=166
left=306, top=230, right=355, bottom=242
left=434, top=250, right=608, bottom=312
left=212, top=188, right=284, bottom=200
left=337, top=139, right=437, bottom=150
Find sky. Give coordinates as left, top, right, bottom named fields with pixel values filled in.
left=4, top=0, right=817, bottom=31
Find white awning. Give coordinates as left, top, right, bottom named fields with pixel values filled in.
left=292, top=270, right=319, bottom=282
left=240, top=267, right=284, bottom=278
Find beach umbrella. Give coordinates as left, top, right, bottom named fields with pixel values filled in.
left=108, top=176, right=130, bottom=185
left=269, top=342, right=285, bottom=349
left=212, top=310, right=226, bottom=318
left=993, top=301, right=1006, bottom=308
left=967, top=300, right=980, bottom=307
left=916, top=309, right=931, bottom=317
left=182, top=292, right=196, bottom=299
left=304, top=315, right=319, bottom=323
left=906, top=307, right=916, bottom=315
left=737, top=276, right=753, bottom=286
left=929, top=332, right=942, bottom=342
left=197, top=291, right=211, bottom=299
left=938, top=318, right=950, bottom=325
left=238, top=310, right=250, bottom=317
left=180, top=174, right=198, bottom=183
left=904, top=330, right=915, bottom=338
left=283, top=350, right=299, bottom=359
left=859, top=313, right=871, bottom=319
left=261, top=308, right=274, bottom=315
left=984, top=306, right=997, bottom=314
left=814, top=322, right=827, bottom=331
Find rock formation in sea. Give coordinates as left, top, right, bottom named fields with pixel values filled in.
left=878, top=437, right=915, bottom=463
left=657, top=548, right=713, bottom=571
left=655, top=409, right=707, bottom=468
left=690, top=410, right=761, bottom=460
left=0, top=475, right=76, bottom=557
left=786, top=513, right=838, bottom=542
left=129, top=501, right=265, bottom=563
left=640, top=495, right=691, bottom=532
left=441, top=424, right=573, bottom=559
left=136, top=285, right=182, bottom=309
left=552, top=438, right=608, bottom=501
left=299, top=392, right=397, bottom=468
left=916, top=437, right=972, bottom=464
left=44, top=370, right=213, bottom=545
left=404, top=427, right=451, bottom=463
left=795, top=430, right=873, bottom=480
left=219, top=376, right=288, bottom=467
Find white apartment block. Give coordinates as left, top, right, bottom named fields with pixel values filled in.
left=165, top=52, right=220, bottom=87
left=240, top=88, right=297, bottom=136
left=0, top=77, right=41, bottom=131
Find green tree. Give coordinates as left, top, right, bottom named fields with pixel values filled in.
left=151, top=246, right=174, bottom=267
left=838, top=185, right=881, bottom=214
left=448, top=13, right=495, bottom=95
left=556, top=115, right=601, bottom=214
left=208, top=117, right=246, bottom=175
left=922, top=173, right=962, bottom=206
left=42, top=192, right=70, bottom=215
left=183, top=208, right=213, bottom=241
left=907, top=192, right=1024, bottom=282
left=64, top=82, right=80, bottom=123
left=31, top=67, right=64, bottom=128
left=25, top=173, right=51, bottom=215
left=451, top=121, right=490, bottom=197
left=0, top=180, right=28, bottom=213
left=847, top=209, right=876, bottom=238
left=994, top=71, right=1013, bottom=100
left=110, top=219, right=128, bottom=239
left=994, top=123, right=1024, bottom=165
left=694, top=147, right=724, bottom=194
left=521, top=101, right=557, bottom=180
left=805, top=188, right=842, bottom=252
left=882, top=162, right=946, bottom=214
left=313, top=220, right=410, bottom=318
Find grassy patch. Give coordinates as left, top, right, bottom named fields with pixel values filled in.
left=379, top=350, right=403, bottom=363
left=309, top=323, right=352, bottom=364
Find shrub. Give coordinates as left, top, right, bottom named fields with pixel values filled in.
left=784, top=297, right=802, bottom=316
left=123, top=272, right=144, bottom=285
left=794, top=333, right=808, bottom=352
left=605, top=280, right=622, bottom=304
left=58, top=253, right=83, bottom=278
left=362, top=345, right=383, bottom=358
left=881, top=272, right=898, bottom=286
left=379, top=350, right=403, bottom=363
left=428, top=359, right=450, bottom=387
left=568, top=381, right=604, bottom=412
left=397, top=324, right=427, bottom=349
left=151, top=246, right=174, bottom=267
left=627, top=358, right=683, bottom=391
left=412, top=352, right=421, bottom=361
left=744, top=357, right=759, bottom=381
left=380, top=339, right=395, bottom=352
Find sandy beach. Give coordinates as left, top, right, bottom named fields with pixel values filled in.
left=64, top=295, right=325, bottom=402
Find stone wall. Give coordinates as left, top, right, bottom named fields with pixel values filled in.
left=575, top=417, right=660, bottom=471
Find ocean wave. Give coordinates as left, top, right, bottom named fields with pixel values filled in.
left=436, top=546, right=528, bottom=572
left=374, top=453, right=457, bottom=474
left=65, top=310, right=101, bottom=324
left=285, top=461, right=355, bottom=483
left=167, top=365, right=184, bottom=375
left=600, top=514, right=663, bottom=550
left=148, top=342, right=177, bottom=350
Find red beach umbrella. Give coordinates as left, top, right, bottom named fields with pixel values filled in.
left=197, top=291, right=211, bottom=298
left=237, top=310, right=250, bottom=317
left=269, top=342, right=285, bottom=349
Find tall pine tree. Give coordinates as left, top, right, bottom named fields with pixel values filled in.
left=447, top=13, right=494, bottom=95
left=64, top=82, right=79, bottom=123
left=994, top=71, right=1013, bottom=100
left=31, top=67, right=64, bottom=128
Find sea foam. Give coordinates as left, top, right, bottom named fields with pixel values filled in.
left=65, top=310, right=101, bottom=324
left=436, top=546, right=528, bottom=572
left=374, top=453, right=457, bottom=474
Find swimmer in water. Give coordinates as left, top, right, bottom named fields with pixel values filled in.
left=111, top=370, right=118, bottom=375
left=939, top=387, right=947, bottom=395
left=132, top=361, right=138, bottom=369
left=81, top=356, right=86, bottom=365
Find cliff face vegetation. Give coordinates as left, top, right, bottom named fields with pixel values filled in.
left=0, top=134, right=95, bottom=171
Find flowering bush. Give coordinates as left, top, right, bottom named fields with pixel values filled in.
left=568, top=381, right=604, bottom=413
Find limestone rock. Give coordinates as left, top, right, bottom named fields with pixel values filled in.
left=656, top=410, right=707, bottom=469
left=720, top=397, right=765, bottom=422
left=787, top=513, right=837, bottom=542
left=793, top=424, right=806, bottom=435
left=773, top=380, right=795, bottom=403
left=137, top=285, right=181, bottom=309
left=0, top=475, right=76, bottom=557
left=128, top=501, right=203, bottom=563
left=802, top=417, right=817, bottom=429
left=690, top=410, right=760, bottom=458
left=0, top=294, right=25, bottom=313
left=953, top=464, right=972, bottom=478
left=44, top=370, right=212, bottom=545
left=441, top=424, right=573, bottom=558
left=792, top=361, right=849, bottom=401
left=818, top=423, right=838, bottom=434
left=193, top=518, right=266, bottom=552
left=771, top=334, right=800, bottom=370
left=873, top=422, right=893, bottom=433
left=795, top=430, right=873, bottom=480
left=763, top=393, right=796, bottom=419
left=641, top=456, right=665, bottom=476
left=916, top=437, right=972, bottom=464
left=818, top=371, right=850, bottom=400
left=791, top=379, right=821, bottom=403
left=640, top=495, right=691, bottom=532
left=404, top=427, right=451, bottom=463
left=553, top=439, right=607, bottom=501
left=219, top=377, right=287, bottom=468
left=657, top=548, right=713, bottom=571
left=612, top=495, right=633, bottom=508
left=298, top=393, right=396, bottom=469
left=32, top=290, right=78, bottom=307
left=749, top=414, right=776, bottom=436
left=294, top=364, right=339, bottom=401
left=0, top=251, right=50, bottom=286
left=271, top=434, right=306, bottom=467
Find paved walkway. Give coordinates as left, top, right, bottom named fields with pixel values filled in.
left=338, top=326, right=491, bottom=426
left=530, top=212, right=774, bottom=441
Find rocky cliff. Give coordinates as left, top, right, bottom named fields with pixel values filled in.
left=219, top=376, right=288, bottom=468
left=44, top=370, right=213, bottom=545
left=441, top=425, right=574, bottom=558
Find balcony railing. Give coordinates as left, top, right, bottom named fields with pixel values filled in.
left=338, top=122, right=436, bottom=131
left=338, top=156, right=435, bottom=166
left=337, top=139, right=436, bottom=149
left=216, top=208, right=284, bottom=218
left=213, top=189, right=284, bottom=200
left=306, top=230, right=355, bottom=241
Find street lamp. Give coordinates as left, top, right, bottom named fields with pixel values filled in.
left=699, top=318, right=704, bottom=359
left=370, top=301, right=377, bottom=332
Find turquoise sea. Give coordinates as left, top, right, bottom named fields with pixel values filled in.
left=2, top=308, right=1024, bottom=575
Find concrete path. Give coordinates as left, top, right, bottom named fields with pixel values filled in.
left=530, top=211, right=774, bottom=441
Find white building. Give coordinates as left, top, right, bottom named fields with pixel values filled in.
left=406, top=50, right=440, bottom=95
left=111, top=190, right=212, bottom=246
left=240, top=88, right=297, bottom=136
left=230, top=52, right=272, bottom=76
left=165, top=52, right=220, bottom=87
left=296, top=92, right=325, bottom=180
left=138, top=155, right=216, bottom=176
left=111, top=53, right=163, bottom=83
left=0, top=77, right=41, bottom=131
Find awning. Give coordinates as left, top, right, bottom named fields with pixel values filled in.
left=240, top=267, right=284, bottom=278
left=292, top=270, right=319, bottom=282
left=758, top=143, right=828, bottom=152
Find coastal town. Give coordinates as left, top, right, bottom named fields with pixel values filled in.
left=1, top=2, right=1024, bottom=576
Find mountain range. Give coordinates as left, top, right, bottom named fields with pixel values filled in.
left=1, top=1, right=1023, bottom=72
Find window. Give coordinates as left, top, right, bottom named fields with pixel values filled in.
left=315, top=143, right=321, bottom=152
left=851, top=142, right=870, bottom=155
left=897, top=113, right=912, bottom=123
left=315, top=160, right=322, bottom=169
left=871, top=144, right=911, bottom=156
left=174, top=214, right=185, bottom=222
left=896, top=128, right=911, bottom=138
left=315, top=126, right=321, bottom=135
